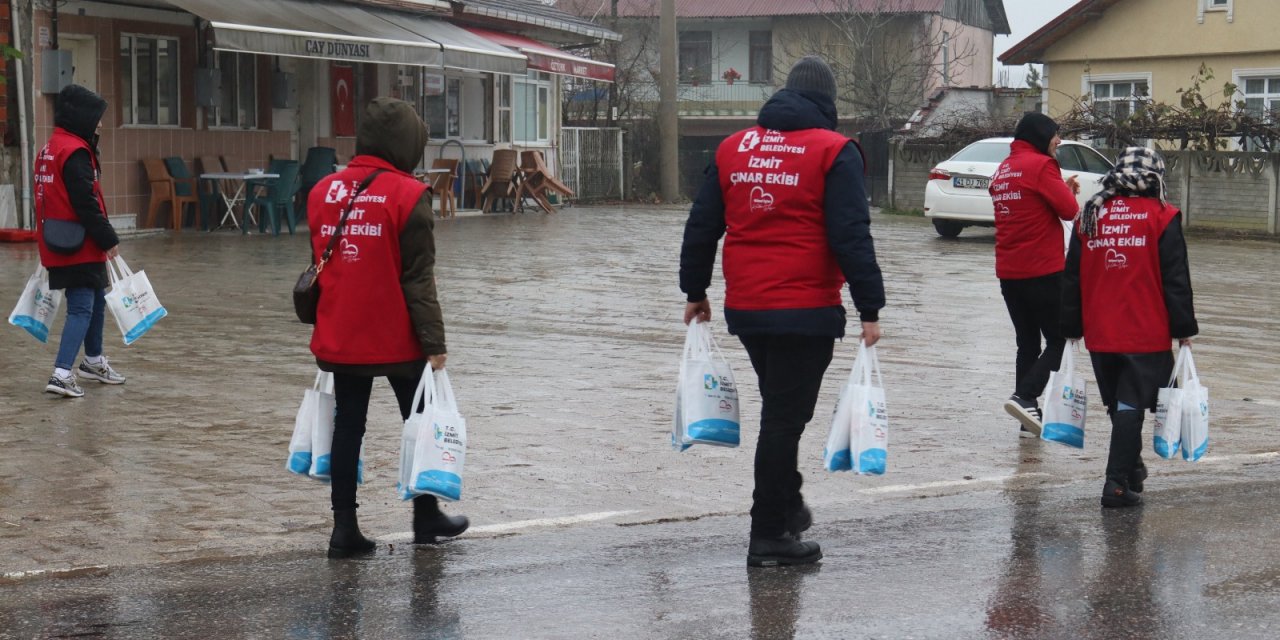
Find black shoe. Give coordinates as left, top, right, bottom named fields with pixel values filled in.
left=1100, top=479, right=1143, bottom=508
left=413, top=497, right=470, bottom=544
left=1004, top=395, right=1042, bottom=437
left=1129, top=464, right=1148, bottom=494
left=747, top=533, right=822, bottom=568
left=785, top=505, right=812, bottom=539
left=328, top=508, right=377, bottom=558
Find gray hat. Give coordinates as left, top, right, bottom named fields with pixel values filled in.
left=785, top=56, right=837, bottom=100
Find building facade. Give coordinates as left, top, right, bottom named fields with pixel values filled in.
left=3, top=0, right=615, bottom=228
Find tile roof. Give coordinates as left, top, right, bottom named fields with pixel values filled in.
left=461, top=0, right=621, bottom=41
left=557, top=0, right=1008, bottom=33
left=999, top=0, right=1122, bottom=65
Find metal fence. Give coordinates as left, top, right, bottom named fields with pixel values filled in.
left=559, top=127, right=625, bottom=202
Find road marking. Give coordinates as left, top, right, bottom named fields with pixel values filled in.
left=383, top=510, right=639, bottom=543
left=2, top=565, right=107, bottom=581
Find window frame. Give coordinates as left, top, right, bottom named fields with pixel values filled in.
left=678, top=30, right=712, bottom=84
left=1198, top=0, right=1234, bottom=22
left=208, top=50, right=258, bottom=130
left=1082, top=73, right=1152, bottom=120
left=514, top=71, right=551, bottom=145
left=1232, top=68, right=1280, bottom=122
left=748, top=31, right=772, bottom=85
left=119, top=33, right=181, bottom=128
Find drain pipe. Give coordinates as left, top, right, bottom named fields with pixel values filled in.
left=11, top=0, right=32, bottom=228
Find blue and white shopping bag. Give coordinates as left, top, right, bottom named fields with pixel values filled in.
left=1042, top=342, right=1087, bottom=449
left=8, top=265, right=62, bottom=343
left=404, top=369, right=467, bottom=502
left=672, top=320, right=740, bottom=449
left=105, top=256, right=167, bottom=345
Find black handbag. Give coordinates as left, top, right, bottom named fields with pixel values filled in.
left=293, top=170, right=386, bottom=324
left=41, top=198, right=87, bottom=255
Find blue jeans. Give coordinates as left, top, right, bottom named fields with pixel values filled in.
left=55, top=287, right=106, bottom=370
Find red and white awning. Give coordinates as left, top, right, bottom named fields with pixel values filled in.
left=466, top=27, right=615, bottom=82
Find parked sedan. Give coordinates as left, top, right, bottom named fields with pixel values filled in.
left=923, top=137, right=1114, bottom=238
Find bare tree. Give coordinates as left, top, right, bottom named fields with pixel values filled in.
left=776, top=0, right=980, bottom=130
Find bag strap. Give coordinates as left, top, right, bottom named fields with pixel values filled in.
left=315, top=170, right=387, bottom=274
left=433, top=369, right=458, bottom=413
left=1181, top=346, right=1199, bottom=384
left=409, top=366, right=435, bottom=418
left=864, top=343, right=884, bottom=388
left=1166, top=344, right=1189, bottom=388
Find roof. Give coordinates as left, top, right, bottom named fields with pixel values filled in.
left=459, top=0, right=621, bottom=42
left=999, top=0, right=1121, bottom=65
left=557, top=0, right=1008, bottom=33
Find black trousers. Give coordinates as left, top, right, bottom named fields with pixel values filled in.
left=331, top=365, right=430, bottom=512
left=1000, top=272, right=1066, bottom=401
left=739, top=334, right=835, bottom=538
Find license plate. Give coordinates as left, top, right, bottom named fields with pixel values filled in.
left=953, top=177, right=989, bottom=189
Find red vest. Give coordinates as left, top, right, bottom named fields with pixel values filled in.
left=1077, top=196, right=1180, bottom=353
left=308, top=156, right=430, bottom=365
left=989, top=140, right=1080, bottom=279
left=35, top=128, right=109, bottom=267
left=716, top=126, right=849, bottom=310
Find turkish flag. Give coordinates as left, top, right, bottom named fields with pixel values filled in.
left=332, top=65, right=356, bottom=137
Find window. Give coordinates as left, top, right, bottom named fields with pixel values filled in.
left=941, top=32, right=951, bottom=85
left=1240, top=77, right=1280, bottom=121
left=678, top=31, right=712, bottom=84
left=1198, top=0, right=1233, bottom=23
left=749, top=31, right=772, bottom=84
left=1090, top=79, right=1149, bottom=119
left=1208, top=0, right=1230, bottom=8
left=497, top=75, right=512, bottom=143
left=515, top=72, right=550, bottom=143
left=1076, top=145, right=1114, bottom=174
left=120, top=35, right=179, bottom=126
left=209, top=51, right=257, bottom=129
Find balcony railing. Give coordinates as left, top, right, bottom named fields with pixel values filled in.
left=633, top=81, right=777, bottom=116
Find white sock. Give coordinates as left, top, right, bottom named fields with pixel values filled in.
left=85, top=355, right=104, bottom=365
left=54, top=367, right=72, bottom=379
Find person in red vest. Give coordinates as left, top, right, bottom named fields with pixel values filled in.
left=307, top=98, right=466, bottom=557
left=680, top=56, right=885, bottom=567
left=989, top=112, right=1081, bottom=436
left=1063, top=147, right=1197, bottom=508
left=35, top=84, right=124, bottom=398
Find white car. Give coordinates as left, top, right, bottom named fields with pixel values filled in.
left=922, top=137, right=1114, bottom=238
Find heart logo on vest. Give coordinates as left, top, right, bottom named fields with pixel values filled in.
left=340, top=238, right=360, bottom=263
left=1105, top=248, right=1128, bottom=270
left=749, top=186, right=775, bottom=213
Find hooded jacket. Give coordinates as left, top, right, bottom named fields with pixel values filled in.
left=988, top=140, right=1079, bottom=279
left=679, top=89, right=885, bottom=337
left=308, top=98, right=442, bottom=377
left=39, top=85, right=118, bottom=290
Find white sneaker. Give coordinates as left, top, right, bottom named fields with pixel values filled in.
left=46, top=373, right=85, bottom=398
left=78, top=358, right=126, bottom=385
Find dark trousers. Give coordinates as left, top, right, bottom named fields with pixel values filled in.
left=1000, top=272, right=1066, bottom=401
left=331, top=365, right=429, bottom=512
left=739, top=334, right=835, bottom=538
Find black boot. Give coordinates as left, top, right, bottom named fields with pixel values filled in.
left=413, top=496, right=470, bottom=544
left=748, top=533, right=822, bottom=568
left=1129, top=460, right=1149, bottom=494
left=1101, top=410, right=1144, bottom=508
left=328, top=508, right=377, bottom=558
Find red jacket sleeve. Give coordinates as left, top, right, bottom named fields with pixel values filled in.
left=1039, top=160, right=1081, bottom=221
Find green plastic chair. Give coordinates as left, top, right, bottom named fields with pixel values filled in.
left=162, top=157, right=204, bottom=229
left=245, top=160, right=300, bottom=235
left=297, top=147, right=337, bottom=217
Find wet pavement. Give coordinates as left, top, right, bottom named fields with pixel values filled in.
left=1, top=207, right=1278, bottom=638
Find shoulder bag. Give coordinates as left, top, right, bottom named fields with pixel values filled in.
left=293, top=170, right=386, bottom=324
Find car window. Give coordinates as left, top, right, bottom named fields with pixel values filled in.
left=949, top=142, right=1011, bottom=164
left=1075, top=145, right=1114, bottom=174
left=1056, top=146, right=1085, bottom=172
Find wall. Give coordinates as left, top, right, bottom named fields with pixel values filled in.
left=932, top=16, right=995, bottom=90
left=890, top=142, right=1280, bottom=233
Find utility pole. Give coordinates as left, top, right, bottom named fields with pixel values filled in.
left=658, top=0, right=679, bottom=202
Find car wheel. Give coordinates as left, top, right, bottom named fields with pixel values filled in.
left=933, top=220, right=964, bottom=238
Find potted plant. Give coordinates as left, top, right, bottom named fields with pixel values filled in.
left=722, top=67, right=741, bottom=85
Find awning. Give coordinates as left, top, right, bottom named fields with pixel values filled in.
left=466, top=27, right=615, bottom=82
left=166, top=0, right=525, bottom=74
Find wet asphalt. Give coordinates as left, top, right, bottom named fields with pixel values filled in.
left=1, top=207, right=1278, bottom=638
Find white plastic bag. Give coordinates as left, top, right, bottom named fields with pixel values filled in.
left=407, top=369, right=467, bottom=502
left=104, top=256, right=167, bottom=345
left=1153, top=347, right=1188, bottom=459
left=9, top=264, right=62, bottom=343
left=848, top=342, right=889, bottom=475
left=1042, top=341, right=1087, bottom=449
left=822, top=353, right=860, bottom=472
left=286, top=371, right=330, bottom=475
left=1178, top=347, right=1210, bottom=462
left=673, top=321, right=740, bottom=449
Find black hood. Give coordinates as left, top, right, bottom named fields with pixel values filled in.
left=354, top=97, right=427, bottom=173
left=757, top=88, right=838, bottom=132
left=54, top=85, right=107, bottom=144
left=1013, top=111, right=1059, bottom=156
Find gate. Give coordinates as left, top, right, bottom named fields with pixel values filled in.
left=559, top=127, right=625, bottom=202
left=858, top=130, right=892, bottom=208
